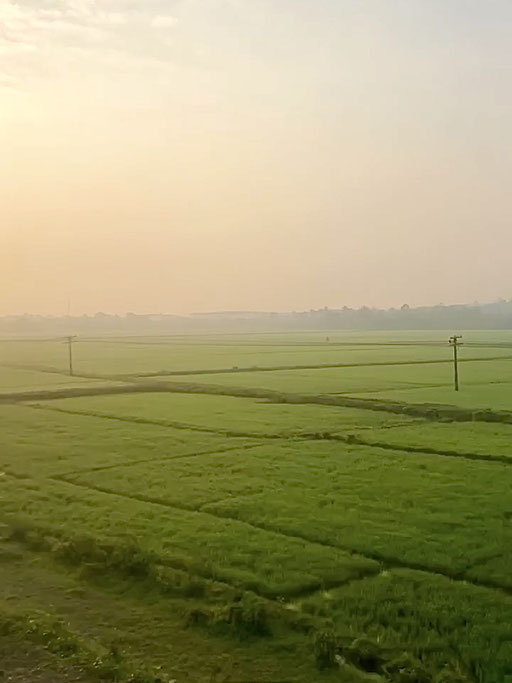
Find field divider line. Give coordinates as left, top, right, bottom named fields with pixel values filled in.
left=155, top=382, right=512, bottom=424
left=24, top=404, right=512, bottom=469
left=0, top=362, right=128, bottom=384
left=0, top=384, right=147, bottom=404
left=26, top=403, right=295, bottom=441
left=48, top=475, right=512, bottom=600
left=125, top=354, right=512, bottom=379
left=53, top=442, right=267, bottom=478
left=341, top=378, right=512, bottom=397
left=333, top=382, right=451, bottom=395
left=3, top=523, right=386, bottom=663
left=5, top=380, right=512, bottom=427
left=42, top=477, right=381, bottom=600
left=48, top=339, right=459, bottom=347
left=341, top=437, right=512, bottom=467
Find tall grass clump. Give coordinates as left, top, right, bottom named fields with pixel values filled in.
left=187, top=596, right=271, bottom=640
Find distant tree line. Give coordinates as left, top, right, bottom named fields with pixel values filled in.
left=2, top=301, right=512, bottom=336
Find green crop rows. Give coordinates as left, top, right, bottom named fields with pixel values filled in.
left=1, top=332, right=512, bottom=681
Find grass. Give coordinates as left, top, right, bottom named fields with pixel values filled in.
left=361, top=420, right=512, bottom=458
left=167, top=358, right=512, bottom=399
left=300, top=568, right=512, bottom=681
left=40, top=392, right=418, bottom=436
left=3, top=334, right=512, bottom=378
left=0, top=366, right=114, bottom=392
left=0, top=339, right=455, bottom=377
left=0, top=476, right=378, bottom=598
left=351, top=382, right=512, bottom=411
left=0, top=404, right=256, bottom=477
left=0, top=606, right=163, bottom=682
left=0, top=544, right=348, bottom=683
left=2, top=330, right=512, bottom=680
left=53, top=440, right=512, bottom=588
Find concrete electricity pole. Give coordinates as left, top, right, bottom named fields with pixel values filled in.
left=65, top=336, right=76, bottom=376
left=448, top=335, right=463, bottom=391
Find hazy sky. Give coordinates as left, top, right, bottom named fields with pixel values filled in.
left=1, top=0, right=511, bottom=315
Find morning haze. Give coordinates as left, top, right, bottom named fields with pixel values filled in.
left=1, top=0, right=511, bottom=315
left=3, top=5, right=512, bottom=680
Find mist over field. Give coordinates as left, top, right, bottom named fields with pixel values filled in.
left=3, top=300, right=512, bottom=338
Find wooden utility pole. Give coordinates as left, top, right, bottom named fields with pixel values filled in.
left=66, top=336, right=76, bottom=376
left=448, top=335, right=463, bottom=391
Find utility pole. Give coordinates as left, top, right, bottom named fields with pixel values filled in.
left=65, top=336, right=76, bottom=376
left=448, top=335, right=463, bottom=391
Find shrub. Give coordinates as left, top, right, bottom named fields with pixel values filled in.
left=6, top=521, right=29, bottom=543
left=313, top=630, right=338, bottom=669
left=225, top=600, right=269, bottom=638
left=186, top=598, right=271, bottom=640
left=182, top=579, right=205, bottom=598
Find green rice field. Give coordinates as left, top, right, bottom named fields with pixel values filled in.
left=1, top=331, right=512, bottom=681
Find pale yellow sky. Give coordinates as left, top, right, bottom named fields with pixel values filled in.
left=1, top=0, right=511, bottom=315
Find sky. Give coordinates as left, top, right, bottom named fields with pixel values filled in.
left=1, top=0, right=511, bottom=315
